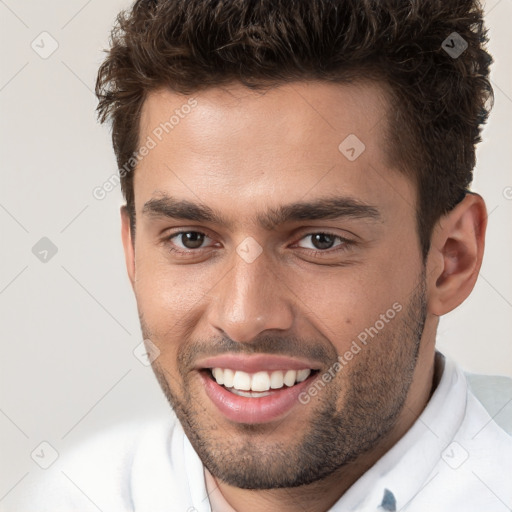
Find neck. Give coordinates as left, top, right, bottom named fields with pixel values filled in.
left=207, top=436, right=404, bottom=512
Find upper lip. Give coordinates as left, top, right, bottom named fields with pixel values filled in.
left=195, top=354, right=323, bottom=373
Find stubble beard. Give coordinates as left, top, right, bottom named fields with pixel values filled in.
left=146, top=276, right=427, bottom=489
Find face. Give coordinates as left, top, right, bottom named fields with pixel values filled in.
left=124, top=81, right=429, bottom=489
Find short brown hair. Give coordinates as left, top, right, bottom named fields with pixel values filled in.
left=96, top=0, right=493, bottom=257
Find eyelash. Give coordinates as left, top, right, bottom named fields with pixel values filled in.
left=165, top=231, right=217, bottom=258
left=164, top=230, right=354, bottom=257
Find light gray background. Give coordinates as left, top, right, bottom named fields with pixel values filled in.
left=1, top=0, right=511, bottom=506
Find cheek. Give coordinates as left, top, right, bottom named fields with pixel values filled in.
left=293, top=271, right=400, bottom=343
left=297, top=260, right=418, bottom=359
left=133, top=258, right=225, bottom=367
left=134, top=254, right=213, bottom=320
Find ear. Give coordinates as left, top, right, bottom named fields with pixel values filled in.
left=120, top=205, right=136, bottom=290
left=426, top=193, right=487, bottom=316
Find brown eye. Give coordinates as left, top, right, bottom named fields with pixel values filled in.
left=179, top=232, right=205, bottom=249
left=310, top=233, right=335, bottom=250
left=297, top=233, right=345, bottom=251
left=165, top=230, right=217, bottom=258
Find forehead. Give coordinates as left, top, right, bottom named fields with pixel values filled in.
left=134, top=80, right=413, bottom=223
left=139, top=80, right=391, bottom=157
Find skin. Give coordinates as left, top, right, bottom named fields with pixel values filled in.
left=120, top=81, right=487, bottom=512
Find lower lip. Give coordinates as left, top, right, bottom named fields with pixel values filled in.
left=200, top=371, right=317, bottom=424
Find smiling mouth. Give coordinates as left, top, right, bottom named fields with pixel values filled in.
left=205, top=367, right=320, bottom=397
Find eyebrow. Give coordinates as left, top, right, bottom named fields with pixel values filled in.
left=142, top=194, right=381, bottom=229
left=259, top=197, right=381, bottom=229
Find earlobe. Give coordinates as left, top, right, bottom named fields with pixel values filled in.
left=426, top=193, right=487, bottom=316
left=120, top=206, right=136, bottom=289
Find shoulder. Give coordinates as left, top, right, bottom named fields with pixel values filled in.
left=399, top=365, right=512, bottom=512
left=11, top=416, right=180, bottom=512
left=464, top=371, right=512, bottom=435
left=425, top=369, right=512, bottom=511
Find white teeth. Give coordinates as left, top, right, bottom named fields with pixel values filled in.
left=296, top=369, right=311, bottom=382
left=251, top=371, right=270, bottom=392
left=210, top=368, right=312, bottom=392
left=283, top=370, right=297, bottom=387
left=212, top=368, right=224, bottom=385
left=233, top=370, right=251, bottom=391
left=223, top=368, right=235, bottom=388
left=270, top=370, right=284, bottom=389
left=230, top=389, right=272, bottom=398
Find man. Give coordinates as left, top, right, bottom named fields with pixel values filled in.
left=18, top=0, right=511, bottom=510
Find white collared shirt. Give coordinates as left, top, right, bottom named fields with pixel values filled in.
left=10, top=354, right=512, bottom=511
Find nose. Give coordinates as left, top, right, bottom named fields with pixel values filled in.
left=206, top=245, right=294, bottom=343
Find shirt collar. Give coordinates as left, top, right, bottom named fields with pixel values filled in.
left=331, top=351, right=468, bottom=511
